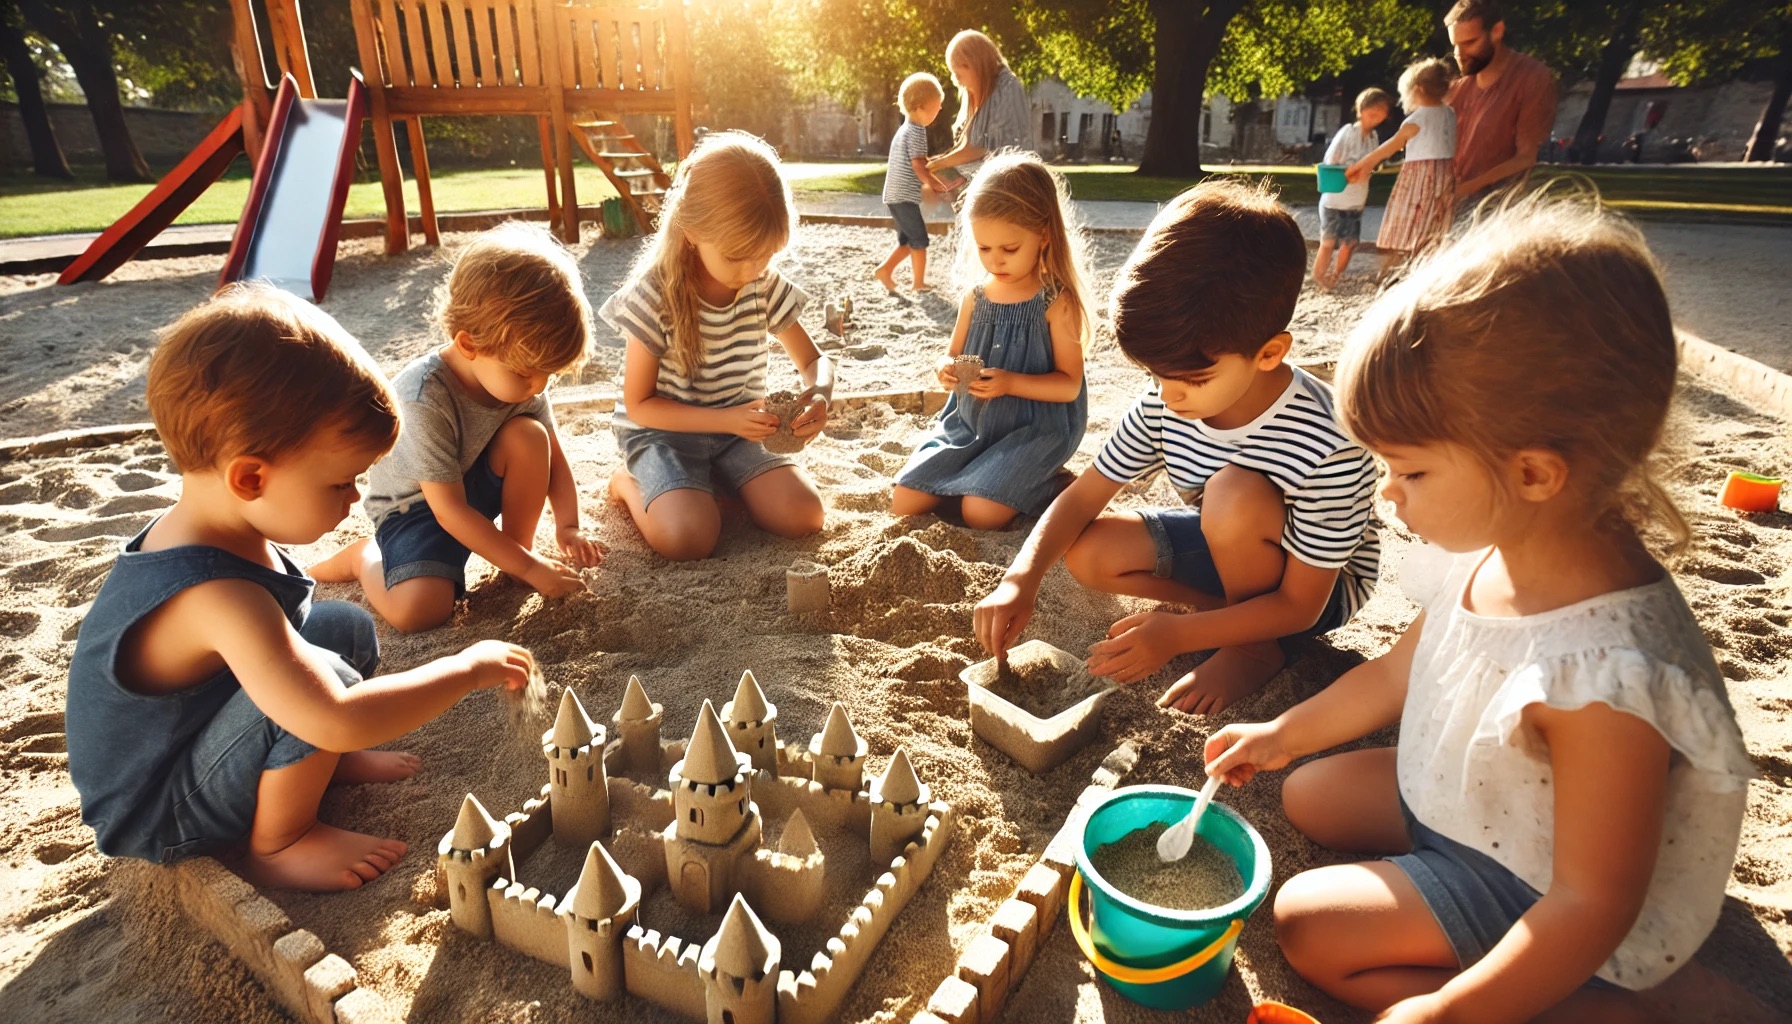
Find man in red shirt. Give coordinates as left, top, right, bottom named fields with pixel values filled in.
left=1445, top=0, right=1558, bottom=203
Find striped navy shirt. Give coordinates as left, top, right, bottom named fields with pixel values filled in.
left=1093, top=367, right=1382, bottom=617
left=882, top=121, right=929, bottom=205
left=599, top=269, right=808, bottom=409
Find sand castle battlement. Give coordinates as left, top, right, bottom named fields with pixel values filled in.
left=436, top=671, right=954, bottom=1023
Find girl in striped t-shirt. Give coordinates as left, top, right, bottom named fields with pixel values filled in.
left=600, top=132, right=834, bottom=560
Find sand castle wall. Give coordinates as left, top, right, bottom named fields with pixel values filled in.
left=488, top=880, right=569, bottom=967
left=622, top=925, right=707, bottom=1019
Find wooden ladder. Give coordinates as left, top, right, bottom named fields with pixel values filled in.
left=569, top=119, right=671, bottom=235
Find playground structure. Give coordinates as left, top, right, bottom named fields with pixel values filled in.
left=58, top=0, right=697, bottom=291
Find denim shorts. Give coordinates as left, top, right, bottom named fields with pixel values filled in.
left=614, top=417, right=793, bottom=508
left=888, top=201, right=929, bottom=250
left=1319, top=205, right=1364, bottom=244
left=1391, top=795, right=1621, bottom=991
left=160, top=601, right=377, bottom=860
left=1135, top=506, right=1349, bottom=637
left=373, top=450, right=505, bottom=596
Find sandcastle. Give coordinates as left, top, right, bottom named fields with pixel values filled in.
left=438, top=670, right=954, bottom=1023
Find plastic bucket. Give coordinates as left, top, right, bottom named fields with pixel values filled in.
left=1069, top=785, right=1272, bottom=1010
left=1315, top=163, right=1348, bottom=193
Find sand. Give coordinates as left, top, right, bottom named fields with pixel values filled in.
left=981, top=646, right=1105, bottom=721
left=2, top=221, right=1790, bottom=1023
left=1090, top=826, right=1244, bottom=912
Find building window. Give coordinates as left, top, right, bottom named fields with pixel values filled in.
left=582, top=952, right=593, bottom=972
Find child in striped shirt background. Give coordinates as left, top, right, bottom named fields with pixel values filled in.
left=600, top=132, right=835, bottom=561
left=875, top=72, right=956, bottom=294
left=976, top=180, right=1381, bottom=714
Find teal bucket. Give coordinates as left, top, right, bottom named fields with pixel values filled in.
left=1315, top=163, right=1348, bottom=193
left=1070, top=785, right=1272, bottom=1010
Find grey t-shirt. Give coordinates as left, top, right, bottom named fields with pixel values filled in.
left=961, top=67, right=1036, bottom=178
left=363, top=351, right=554, bottom=524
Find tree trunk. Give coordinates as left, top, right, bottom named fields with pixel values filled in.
left=18, top=0, right=152, bottom=182
left=1743, top=32, right=1791, bottom=162
left=1568, top=0, right=1645, bottom=165
left=0, top=7, right=71, bottom=179
left=1138, top=0, right=1243, bottom=177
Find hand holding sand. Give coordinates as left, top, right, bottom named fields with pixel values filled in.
left=459, top=639, right=535, bottom=693
left=974, top=577, right=1038, bottom=668
left=523, top=555, right=584, bottom=599
left=965, top=366, right=1011, bottom=400
left=1202, top=721, right=1295, bottom=788
left=789, top=388, right=829, bottom=439
left=555, top=525, right=607, bottom=568
left=1086, top=610, right=1180, bottom=683
left=726, top=400, right=780, bottom=441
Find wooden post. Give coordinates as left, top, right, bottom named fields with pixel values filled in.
left=267, top=0, right=316, bottom=98
left=351, top=0, right=410, bottom=253
left=664, top=0, right=695, bottom=158
left=540, top=0, right=579, bottom=243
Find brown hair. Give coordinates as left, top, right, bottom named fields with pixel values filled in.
left=946, top=29, right=1008, bottom=141
left=434, top=222, right=591, bottom=374
left=899, top=72, right=943, bottom=117
left=1337, top=196, right=1689, bottom=550
left=618, top=131, right=794, bottom=377
left=1400, top=58, right=1454, bottom=105
left=954, top=151, right=1092, bottom=344
left=1445, top=0, right=1503, bottom=28
left=148, top=284, right=398, bottom=471
left=1356, top=87, right=1393, bottom=115
left=1107, top=178, right=1306, bottom=374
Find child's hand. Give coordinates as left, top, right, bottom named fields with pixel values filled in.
left=523, top=555, right=584, bottom=598
left=728, top=401, right=780, bottom=441
left=966, top=368, right=1012, bottom=399
left=555, top=525, right=607, bottom=568
left=1085, top=610, right=1181, bottom=683
left=459, top=639, right=534, bottom=692
left=790, top=392, right=829, bottom=439
left=974, top=578, right=1038, bottom=662
left=1345, top=164, right=1368, bottom=184
left=1202, top=721, right=1294, bottom=788
left=936, top=356, right=960, bottom=389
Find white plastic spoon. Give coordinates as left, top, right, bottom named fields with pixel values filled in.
left=1157, top=774, right=1224, bottom=862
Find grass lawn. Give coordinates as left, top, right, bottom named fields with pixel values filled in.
left=2, top=159, right=1784, bottom=240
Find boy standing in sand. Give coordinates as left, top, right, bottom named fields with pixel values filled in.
left=975, top=181, right=1382, bottom=714
left=66, top=286, right=535, bottom=892
left=874, top=72, right=956, bottom=294
left=312, top=226, right=604, bottom=632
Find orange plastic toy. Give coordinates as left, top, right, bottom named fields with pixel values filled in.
left=1720, top=472, right=1783, bottom=513
left=1247, top=1003, right=1321, bottom=1024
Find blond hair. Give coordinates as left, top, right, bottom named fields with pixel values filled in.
left=899, top=72, right=943, bottom=117
left=619, top=131, right=794, bottom=377
left=434, top=223, right=590, bottom=373
left=1400, top=58, right=1453, bottom=105
left=1337, top=195, right=1689, bottom=551
left=148, top=284, right=398, bottom=471
left=954, top=150, right=1092, bottom=345
left=946, top=29, right=1008, bottom=141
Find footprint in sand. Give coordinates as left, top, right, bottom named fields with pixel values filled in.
left=32, top=514, right=151, bottom=543
left=113, top=471, right=166, bottom=492
left=94, top=493, right=171, bottom=517
left=1690, top=562, right=1768, bottom=587
left=0, top=610, right=40, bottom=638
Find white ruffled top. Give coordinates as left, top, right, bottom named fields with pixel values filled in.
left=1398, top=546, right=1753, bottom=989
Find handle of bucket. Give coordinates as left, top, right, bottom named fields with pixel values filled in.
left=1067, top=871, right=1245, bottom=986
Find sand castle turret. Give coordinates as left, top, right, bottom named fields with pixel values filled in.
left=808, top=703, right=868, bottom=792
left=437, top=794, right=514, bottom=939
left=721, top=669, right=779, bottom=773
left=544, top=689, right=610, bottom=847
left=665, top=700, right=764, bottom=913
left=700, top=894, right=781, bottom=1024
left=611, top=675, right=663, bottom=773
left=563, top=841, right=640, bottom=1001
left=869, top=747, right=931, bottom=863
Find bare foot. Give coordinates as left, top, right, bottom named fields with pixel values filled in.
left=873, top=268, right=897, bottom=294
left=1157, top=643, right=1286, bottom=715
left=241, top=822, right=407, bottom=892
left=308, top=537, right=367, bottom=583
left=913, top=284, right=932, bottom=293
left=332, top=749, right=421, bottom=785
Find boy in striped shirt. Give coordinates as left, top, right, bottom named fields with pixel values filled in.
left=875, top=72, right=956, bottom=294
left=975, top=181, right=1381, bottom=713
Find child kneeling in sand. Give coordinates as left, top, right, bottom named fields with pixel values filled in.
left=1205, top=199, right=1751, bottom=1021
left=975, top=181, right=1381, bottom=713
left=67, top=287, right=535, bottom=892
left=312, top=224, right=605, bottom=631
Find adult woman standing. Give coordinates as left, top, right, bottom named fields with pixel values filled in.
left=928, top=30, right=1035, bottom=184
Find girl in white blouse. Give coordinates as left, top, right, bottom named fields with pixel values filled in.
left=1205, top=199, right=1751, bottom=1023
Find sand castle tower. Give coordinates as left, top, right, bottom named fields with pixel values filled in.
left=721, top=669, right=779, bottom=773
left=611, top=675, right=663, bottom=773
left=438, top=794, right=514, bottom=939
left=665, top=700, right=764, bottom=913
left=869, top=747, right=931, bottom=863
left=563, top=841, right=641, bottom=1001
left=700, top=894, right=781, bottom=1024
left=808, top=703, right=867, bottom=791
left=544, top=689, right=610, bottom=848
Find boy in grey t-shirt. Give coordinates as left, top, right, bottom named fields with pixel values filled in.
left=312, top=226, right=605, bottom=632
left=875, top=72, right=956, bottom=294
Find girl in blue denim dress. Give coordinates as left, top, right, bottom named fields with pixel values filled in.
left=891, top=152, right=1091, bottom=531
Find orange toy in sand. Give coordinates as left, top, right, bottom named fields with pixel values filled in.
left=1720, top=472, right=1783, bottom=512
left=1247, top=1003, right=1321, bottom=1024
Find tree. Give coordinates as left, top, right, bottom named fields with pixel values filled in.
left=0, top=0, right=70, bottom=179
left=1647, top=0, right=1792, bottom=161
left=17, top=0, right=150, bottom=181
left=1552, top=0, right=1650, bottom=164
